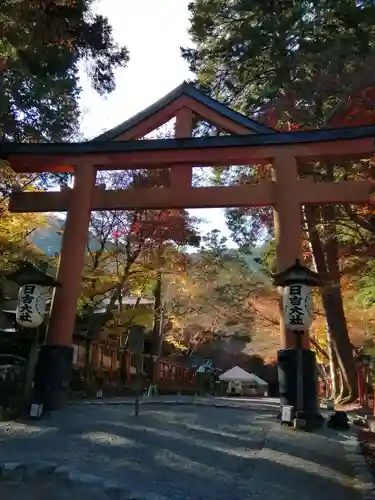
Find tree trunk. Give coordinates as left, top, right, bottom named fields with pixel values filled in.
left=322, top=202, right=357, bottom=402
left=304, top=204, right=357, bottom=402
left=325, top=319, right=337, bottom=399
left=322, top=285, right=356, bottom=402
left=325, top=302, right=356, bottom=404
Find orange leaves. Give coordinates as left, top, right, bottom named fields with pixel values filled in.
left=301, top=239, right=313, bottom=261
left=356, top=203, right=375, bottom=217
left=329, top=85, right=375, bottom=128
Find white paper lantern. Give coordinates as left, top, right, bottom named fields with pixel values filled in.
left=283, top=283, right=313, bottom=331
left=16, top=284, right=47, bottom=328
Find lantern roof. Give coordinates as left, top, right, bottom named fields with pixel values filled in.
left=5, top=261, right=60, bottom=287
left=272, top=258, right=322, bottom=287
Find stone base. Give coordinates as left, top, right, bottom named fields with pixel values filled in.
left=32, top=345, right=73, bottom=411
left=278, top=348, right=323, bottom=428
left=367, top=416, right=375, bottom=433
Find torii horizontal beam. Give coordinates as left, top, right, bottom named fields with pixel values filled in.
left=9, top=180, right=371, bottom=212
left=3, top=125, right=375, bottom=173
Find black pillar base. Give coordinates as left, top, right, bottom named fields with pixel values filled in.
left=33, top=345, right=74, bottom=411
left=277, top=348, right=324, bottom=428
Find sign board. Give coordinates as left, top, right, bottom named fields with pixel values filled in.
left=283, top=284, right=313, bottom=331
left=281, top=405, right=293, bottom=423
left=128, top=325, right=145, bottom=354
left=16, top=284, right=47, bottom=328
left=30, top=403, right=44, bottom=418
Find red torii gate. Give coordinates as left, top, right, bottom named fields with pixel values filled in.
left=2, top=82, right=374, bottom=412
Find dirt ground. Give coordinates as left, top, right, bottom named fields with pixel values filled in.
left=357, top=427, right=375, bottom=481
left=333, top=402, right=375, bottom=482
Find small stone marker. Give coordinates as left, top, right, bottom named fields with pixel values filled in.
left=29, top=403, right=43, bottom=419
left=281, top=405, right=293, bottom=424
left=326, top=399, right=334, bottom=410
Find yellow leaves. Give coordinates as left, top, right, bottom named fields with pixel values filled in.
left=0, top=159, right=11, bottom=172
left=103, top=305, right=154, bottom=337
left=0, top=188, right=49, bottom=277
left=0, top=211, right=45, bottom=236
left=168, top=315, right=181, bottom=329
left=164, top=334, right=188, bottom=351
left=131, top=286, right=147, bottom=297
left=175, top=272, right=188, bottom=285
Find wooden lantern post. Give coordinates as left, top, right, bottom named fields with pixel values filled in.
left=272, top=259, right=322, bottom=428
left=5, top=261, right=60, bottom=414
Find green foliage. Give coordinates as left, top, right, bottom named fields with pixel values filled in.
left=258, top=239, right=276, bottom=274
left=201, top=229, right=228, bottom=253
left=1, top=0, right=129, bottom=142
left=352, top=260, right=375, bottom=309
left=184, top=0, right=375, bottom=247
left=184, top=0, right=375, bottom=126
left=184, top=0, right=375, bottom=296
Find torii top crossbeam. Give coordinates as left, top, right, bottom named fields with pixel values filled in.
left=3, top=125, right=374, bottom=212
left=3, top=125, right=375, bottom=173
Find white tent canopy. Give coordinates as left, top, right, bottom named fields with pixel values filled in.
left=219, top=366, right=268, bottom=386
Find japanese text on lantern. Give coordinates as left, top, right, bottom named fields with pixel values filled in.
left=287, top=285, right=304, bottom=327
left=283, top=283, right=313, bottom=331
left=16, top=284, right=46, bottom=328
left=282, top=284, right=305, bottom=331
left=19, top=284, right=36, bottom=323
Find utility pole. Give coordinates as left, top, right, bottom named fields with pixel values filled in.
left=128, top=325, right=145, bottom=417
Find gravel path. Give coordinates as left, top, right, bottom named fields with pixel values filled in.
left=0, top=399, right=365, bottom=500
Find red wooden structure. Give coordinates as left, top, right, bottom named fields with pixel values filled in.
left=74, top=340, right=196, bottom=393
left=2, top=81, right=374, bottom=409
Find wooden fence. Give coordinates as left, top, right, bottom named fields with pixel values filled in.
left=72, top=340, right=197, bottom=393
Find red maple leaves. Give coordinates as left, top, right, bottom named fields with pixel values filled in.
left=112, top=209, right=192, bottom=245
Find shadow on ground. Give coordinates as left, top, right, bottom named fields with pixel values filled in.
left=0, top=402, right=362, bottom=500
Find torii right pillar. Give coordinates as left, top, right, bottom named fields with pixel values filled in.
left=272, top=153, right=320, bottom=422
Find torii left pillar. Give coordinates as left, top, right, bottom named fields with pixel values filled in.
left=33, top=165, right=96, bottom=410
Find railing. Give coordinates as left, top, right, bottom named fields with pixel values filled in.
left=72, top=340, right=197, bottom=393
